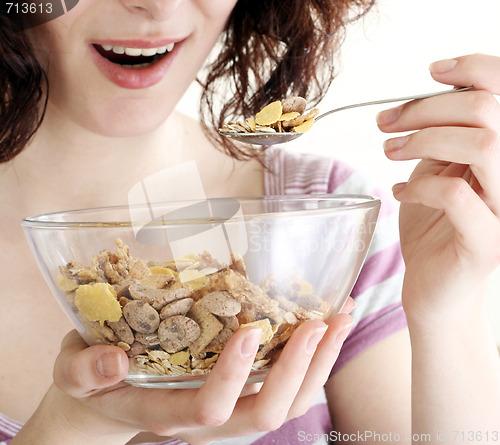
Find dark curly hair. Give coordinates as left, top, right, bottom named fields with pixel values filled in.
left=200, top=0, right=375, bottom=161
left=0, top=12, right=48, bottom=163
left=0, top=0, right=374, bottom=164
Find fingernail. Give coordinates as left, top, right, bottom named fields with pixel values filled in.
left=306, top=326, right=328, bottom=354
left=392, top=182, right=407, bottom=195
left=342, top=296, right=357, bottom=312
left=384, top=135, right=409, bottom=152
left=376, top=106, right=402, bottom=126
left=429, top=58, right=458, bottom=74
left=240, top=328, right=262, bottom=358
left=97, top=352, right=123, bottom=377
left=346, top=296, right=357, bottom=309
left=334, top=323, right=353, bottom=349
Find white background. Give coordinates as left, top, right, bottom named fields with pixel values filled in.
left=176, top=0, right=500, bottom=344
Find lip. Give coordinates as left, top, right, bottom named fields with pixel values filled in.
left=89, top=38, right=184, bottom=89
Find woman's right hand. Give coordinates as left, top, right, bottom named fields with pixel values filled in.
left=22, top=301, right=354, bottom=445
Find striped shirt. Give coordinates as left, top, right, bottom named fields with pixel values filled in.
left=0, top=148, right=406, bottom=444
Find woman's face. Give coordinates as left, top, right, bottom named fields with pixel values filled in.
left=26, top=0, right=237, bottom=137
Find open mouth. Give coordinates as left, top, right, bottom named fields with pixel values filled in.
left=93, top=43, right=175, bottom=69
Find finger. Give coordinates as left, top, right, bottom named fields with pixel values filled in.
left=146, top=303, right=353, bottom=437
left=53, top=330, right=129, bottom=398
left=429, top=54, right=500, bottom=95
left=392, top=175, right=500, bottom=270
left=246, top=319, right=328, bottom=431
left=66, top=326, right=261, bottom=440
left=384, top=126, right=500, bottom=215
left=189, top=327, right=262, bottom=428
left=104, top=327, right=261, bottom=437
left=192, top=318, right=348, bottom=443
left=376, top=89, right=500, bottom=133
left=287, top=313, right=354, bottom=419
left=202, top=320, right=328, bottom=437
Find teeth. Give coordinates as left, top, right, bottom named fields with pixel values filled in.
left=125, top=47, right=142, bottom=56
left=103, top=43, right=175, bottom=57
left=141, top=48, right=158, bottom=57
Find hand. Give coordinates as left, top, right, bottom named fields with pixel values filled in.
left=47, top=298, right=355, bottom=445
left=377, top=54, right=500, bottom=324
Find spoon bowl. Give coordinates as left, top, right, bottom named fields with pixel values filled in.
left=219, top=87, right=472, bottom=146
left=220, top=131, right=304, bottom=145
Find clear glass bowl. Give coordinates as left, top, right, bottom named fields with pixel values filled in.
left=22, top=194, right=380, bottom=388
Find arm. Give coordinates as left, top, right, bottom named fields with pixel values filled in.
left=407, top=298, right=500, bottom=437
left=378, top=54, right=500, bottom=441
left=10, top=384, right=137, bottom=445
left=325, top=328, right=412, bottom=441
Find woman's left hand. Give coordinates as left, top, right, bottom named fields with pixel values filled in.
left=377, top=54, right=500, bottom=324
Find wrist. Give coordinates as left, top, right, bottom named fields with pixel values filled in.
left=12, top=384, right=138, bottom=445
left=402, top=280, right=489, bottom=330
left=404, top=298, right=496, bottom=356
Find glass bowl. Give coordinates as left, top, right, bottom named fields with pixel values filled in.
left=22, top=194, right=380, bottom=388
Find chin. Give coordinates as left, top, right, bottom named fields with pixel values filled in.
left=100, top=118, right=166, bottom=138
left=84, top=105, right=173, bottom=139
left=49, top=83, right=181, bottom=140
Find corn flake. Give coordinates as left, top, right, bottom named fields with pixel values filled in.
left=74, top=283, right=122, bottom=325
left=240, top=318, right=274, bottom=344
left=255, top=101, right=283, bottom=126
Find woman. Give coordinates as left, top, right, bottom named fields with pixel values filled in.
left=1, top=1, right=499, bottom=444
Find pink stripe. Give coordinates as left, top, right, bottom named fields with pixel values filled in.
left=0, top=414, right=21, bottom=438
left=327, top=162, right=355, bottom=193
left=284, top=168, right=330, bottom=180
left=251, top=403, right=332, bottom=444
left=0, top=425, right=16, bottom=438
left=331, top=303, right=407, bottom=374
left=0, top=433, right=13, bottom=443
left=354, top=301, right=404, bottom=335
left=285, top=187, right=331, bottom=195
left=285, top=179, right=330, bottom=189
left=350, top=242, right=404, bottom=298
left=285, top=174, right=332, bottom=186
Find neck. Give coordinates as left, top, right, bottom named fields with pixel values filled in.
left=1, top=109, right=264, bottom=220
left=3, top=110, right=205, bottom=214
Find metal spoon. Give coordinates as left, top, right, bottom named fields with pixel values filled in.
left=219, top=87, right=473, bottom=146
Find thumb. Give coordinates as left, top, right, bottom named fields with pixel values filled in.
left=53, top=330, right=129, bottom=398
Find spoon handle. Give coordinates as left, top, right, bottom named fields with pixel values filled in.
left=315, top=86, right=473, bottom=122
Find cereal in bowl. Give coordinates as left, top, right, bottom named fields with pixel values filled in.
left=57, top=238, right=328, bottom=377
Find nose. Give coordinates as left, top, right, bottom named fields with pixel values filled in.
left=120, top=0, right=183, bottom=22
